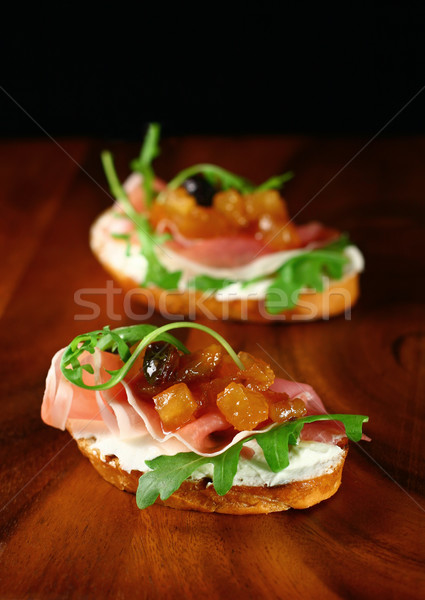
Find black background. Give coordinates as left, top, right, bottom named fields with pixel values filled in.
left=2, top=7, right=425, bottom=140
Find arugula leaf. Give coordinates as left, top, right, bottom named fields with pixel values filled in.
left=188, top=237, right=352, bottom=315
left=135, top=219, right=182, bottom=289
left=136, top=453, right=211, bottom=509
left=110, top=233, right=131, bottom=240
left=136, top=414, right=369, bottom=508
left=61, top=322, right=245, bottom=391
left=110, top=233, right=133, bottom=258
left=210, top=440, right=246, bottom=495
left=320, top=233, right=350, bottom=252
left=101, top=151, right=138, bottom=222
left=164, top=164, right=294, bottom=195
left=145, top=262, right=182, bottom=290
left=136, top=440, right=247, bottom=509
left=265, top=246, right=350, bottom=314
left=240, top=275, right=267, bottom=289
left=96, top=324, right=188, bottom=355
left=165, top=163, right=256, bottom=195
left=256, top=171, right=294, bottom=191
left=188, top=274, right=233, bottom=292
left=130, top=122, right=161, bottom=207
left=256, top=420, right=304, bottom=471
left=303, top=413, right=367, bottom=442
left=102, top=148, right=181, bottom=289
left=139, top=229, right=182, bottom=290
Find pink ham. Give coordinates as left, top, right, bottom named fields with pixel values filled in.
left=126, top=176, right=167, bottom=213
left=296, top=221, right=339, bottom=247
left=270, top=378, right=326, bottom=415
left=270, top=377, right=362, bottom=444
left=42, top=348, right=148, bottom=440
left=42, top=348, right=231, bottom=454
left=121, top=381, right=238, bottom=455
left=165, top=236, right=272, bottom=268
left=42, top=349, right=101, bottom=430
left=299, top=421, right=349, bottom=445
left=169, top=410, right=231, bottom=451
left=159, top=221, right=339, bottom=269
left=42, top=351, right=356, bottom=455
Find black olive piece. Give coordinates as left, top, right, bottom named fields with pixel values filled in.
left=182, top=174, right=217, bottom=207
left=142, top=341, right=180, bottom=386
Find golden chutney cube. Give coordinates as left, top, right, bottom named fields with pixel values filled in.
left=153, top=382, right=197, bottom=431
left=217, top=382, right=269, bottom=431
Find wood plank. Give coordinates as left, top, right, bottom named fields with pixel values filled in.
left=0, top=139, right=89, bottom=316
left=0, top=135, right=424, bottom=599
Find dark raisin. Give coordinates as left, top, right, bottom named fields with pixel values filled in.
left=182, top=174, right=216, bottom=207
left=143, top=342, right=180, bottom=386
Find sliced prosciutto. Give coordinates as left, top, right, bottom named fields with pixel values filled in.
left=165, top=236, right=272, bottom=268
left=42, top=349, right=147, bottom=440
left=42, top=348, right=352, bottom=458
left=296, top=221, right=339, bottom=247
left=161, top=222, right=339, bottom=269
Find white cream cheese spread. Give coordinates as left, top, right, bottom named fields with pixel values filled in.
left=84, top=433, right=344, bottom=487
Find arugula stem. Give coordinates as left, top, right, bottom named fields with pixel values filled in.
left=256, top=171, right=294, bottom=191
left=131, top=322, right=245, bottom=371
left=61, top=322, right=245, bottom=391
left=101, top=151, right=139, bottom=222
left=138, top=122, right=161, bottom=167
left=131, top=122, right=161, bottom=207
left=162, top=163, right=255, bottom=196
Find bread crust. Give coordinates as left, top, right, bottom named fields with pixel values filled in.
left=75, top=437, right=348, bottom=514
left=90, top=210, right=360, bottom=323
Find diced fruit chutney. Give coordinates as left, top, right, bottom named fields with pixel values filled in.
left=148, top=185, right=301, bottom=250
left=237, top=352, right=275, bottom=391
left=176, top=344, right=222, bottom=383
left=217, top=382, right=269, bottom=431
left=266, top=392, right=307, bottom=423
left=153, top=382, right=197, bottom=431
left=213, top=189, right=248, bottom=227
left=216, top=352, right=275, bottom=391
left=128, top=340, right=305, bottom=434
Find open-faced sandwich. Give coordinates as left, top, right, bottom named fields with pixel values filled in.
left=42, top=323, right=368, bottom=514
left=90, top=124, right=364, bottom=322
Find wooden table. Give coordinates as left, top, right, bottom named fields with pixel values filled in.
left=1, top=135, right=424, bottom=599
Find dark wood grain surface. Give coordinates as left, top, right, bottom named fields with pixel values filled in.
left=0, top=135, right=424, bottom=599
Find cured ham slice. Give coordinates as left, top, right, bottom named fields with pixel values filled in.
left=42, top=349, right=352, bottom=457
left=296, top=221, right=339, bottom=247
left=42, top=349, right=100, bottom=430
left=165, top=236, right=272, bottom=268
left=270, top=377, right=351, bottom=444
left=125, top=174, right=166, bottom=213
left=42, top=349, right=147, bottom=440
left=160, top=222, right=338, bottom=269
left=270, top=378, right=326, bottom=415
